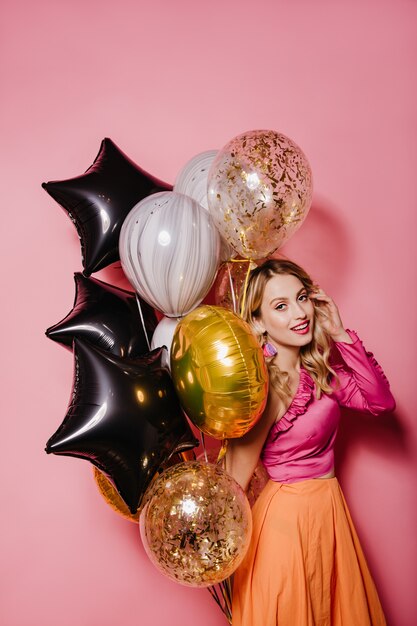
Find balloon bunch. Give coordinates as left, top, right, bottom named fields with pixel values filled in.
left=43, top=139, right=199, bottom=515
left=43, top=130, right=313, bottom=623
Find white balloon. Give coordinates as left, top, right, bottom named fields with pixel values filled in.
left=174, top=150, right=218, bottom=210
left=119, top=191, right=220, bottom=317
left=174, top=151, right=234, bottom=263
left=150, top=316, right=179, bottom=364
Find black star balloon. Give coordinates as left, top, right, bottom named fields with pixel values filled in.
left=46, top=273, right=157, bottom=358
left=45, top=340, right=198, bottom=514
left=42, top=138, right=172, bottom=275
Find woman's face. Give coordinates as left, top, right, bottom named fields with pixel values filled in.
left=257, top=273, right=314, bottom=349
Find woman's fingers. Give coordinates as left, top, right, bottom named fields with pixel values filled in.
left=310, top=291, right=332, bottom=302
left=310, top=292, right=338, bottom=311
left=310, top=289, right=344, bottom=330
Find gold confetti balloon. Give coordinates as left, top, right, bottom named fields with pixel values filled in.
left=170, top=305, right=268, bottom=439
left=207, top=129, right=313, bottom=259
left=139, top=461, right=252, bottom=587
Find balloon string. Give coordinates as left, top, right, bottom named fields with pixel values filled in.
left=239, top=260, right=253, bottom=318
left=135, top=294, right=151, bottom=351
left=207, top=584, right=232, bottom=624
left=200, top=432, right=208, bottom=463
left=221, top=578, right=233, bottom=621
left=227, top=263, right=237, bottom=314
left=216, top=439, right=228, bottom=466
left=207, top=585, right=222, bottom=609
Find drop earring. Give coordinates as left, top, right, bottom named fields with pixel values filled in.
left=262, top=333, right=278, bottom=358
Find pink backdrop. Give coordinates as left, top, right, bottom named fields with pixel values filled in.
left=1, top=1, right=416, bottom=625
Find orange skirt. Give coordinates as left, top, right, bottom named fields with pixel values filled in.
left=232, top=477, right=386, bottom=626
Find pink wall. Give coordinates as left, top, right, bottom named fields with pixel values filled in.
left=1, top=1, right=416, bottom=624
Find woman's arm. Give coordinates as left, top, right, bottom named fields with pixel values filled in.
left=331, top=330, right=396, bottom=414
left=225, top=389, right=281, bottom=492
left=310, top=288, right=395, bottom=415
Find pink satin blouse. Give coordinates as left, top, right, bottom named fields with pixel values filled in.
left=261, top=330, right=396, bottom=483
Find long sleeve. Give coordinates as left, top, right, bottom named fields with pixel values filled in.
left=330, top=329, right=396, bottom=415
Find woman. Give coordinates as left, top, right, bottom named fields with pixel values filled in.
left=226, top=259, right=395, bottom=626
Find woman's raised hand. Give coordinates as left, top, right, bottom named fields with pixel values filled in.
left=309, top=288, right=352, bottom=343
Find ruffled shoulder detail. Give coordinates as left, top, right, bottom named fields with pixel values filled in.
left=270, top=368, right=315, bottom=440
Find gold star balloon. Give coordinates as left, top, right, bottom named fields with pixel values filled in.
left=93, top=467, right=141, bottom=523
left=93, top=450, right=196, bottom=522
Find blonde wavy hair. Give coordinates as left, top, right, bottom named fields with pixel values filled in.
left=240, top=259, right=338, bottom=401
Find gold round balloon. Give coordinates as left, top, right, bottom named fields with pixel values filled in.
left=170, top=305, right=268, bottom=439
left=207, top=129, right=313, bottom=259
left=140, top=461, right=252, bottom=587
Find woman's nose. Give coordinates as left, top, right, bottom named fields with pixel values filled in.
left=293, top=302, right=307, bottom=318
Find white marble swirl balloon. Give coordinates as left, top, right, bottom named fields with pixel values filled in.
left=119, top=191, right=220, bottom=317
left=174, top=151, right=234, bottom=262
left=174, top=150, right=218, bottom=210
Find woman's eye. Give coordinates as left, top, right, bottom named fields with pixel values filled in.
left=299, top=294, right=308, bottom=302
left=275, top=303, right=286, bottom=310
